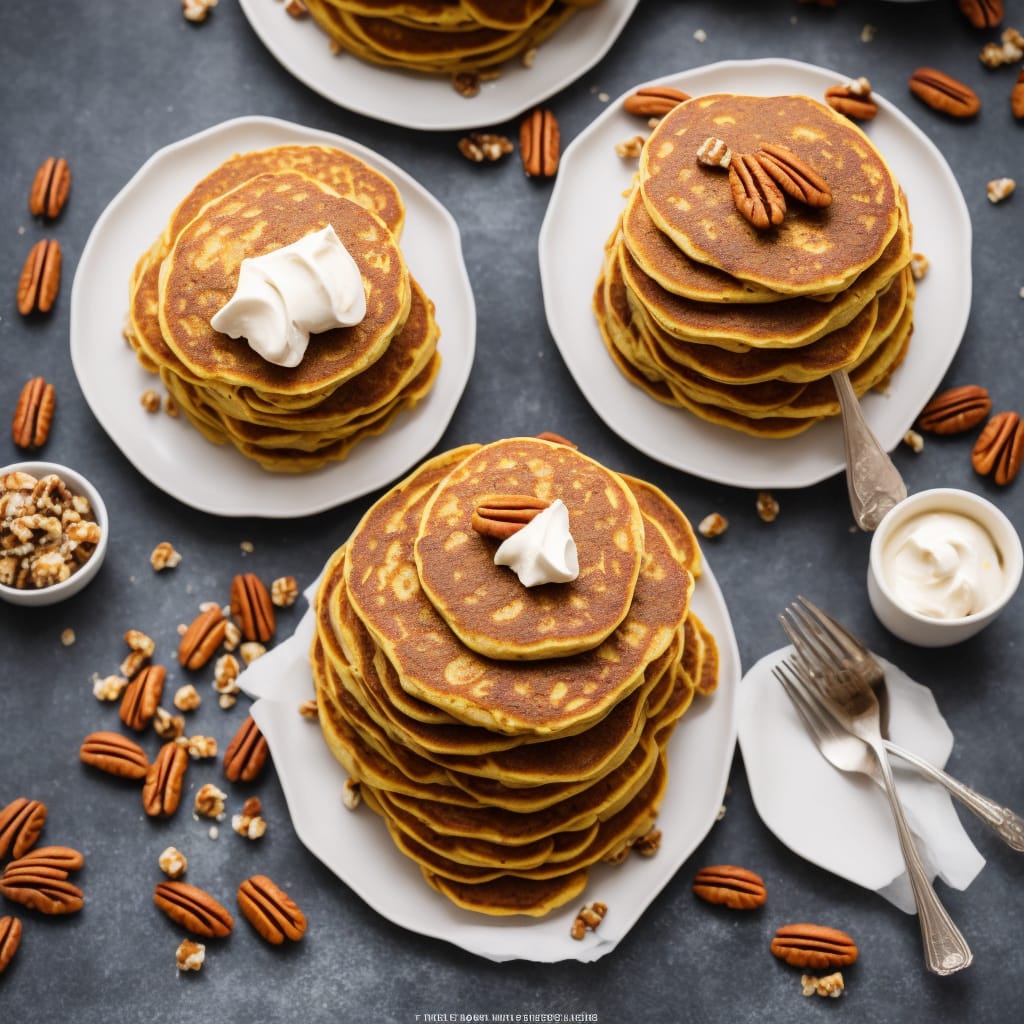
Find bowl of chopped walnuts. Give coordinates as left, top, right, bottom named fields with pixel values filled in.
left=0, top=461, right=109, bottom=607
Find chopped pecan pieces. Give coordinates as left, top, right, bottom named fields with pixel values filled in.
left=457, top=132, right=514, bottom=163
left=271, top=575, right=298, bottom=607
left=150, top=541, right=181, bottom=571
left=771, top=923, right=858, bottom=969
left=237, top=875, right=307, bottom=944
left=696, top=136, right=732, bottom=169
left=29, top=157, right=71, bottom=218
left=0, top=798, right=47, bottom=860
left=693, top=865, right=767, bottom=910
left=570, top=901, right=607, bottom=940
left=972, top=411, right=1023, bottom=484
left=17, top=239, right=61, bottom=315
left=79, top=731, right=150, bottom=779
left=153, top=880, right=233, bottom=938
left=159, top=846, right=188, bottom=879
left=12, top=376, right=55, bottom=450
left=175, top=938, right=206, bottom=972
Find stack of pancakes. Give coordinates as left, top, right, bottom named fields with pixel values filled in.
left=595, top=93, right=916, bottom=438
left=311, top=436, right=719, bottom=916
left=125, top=144, right=440, bottom=472
left=301, top=0, right=601, bottom=76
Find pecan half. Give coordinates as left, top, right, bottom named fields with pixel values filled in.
left=119, top=663, right=166, bottom=731
left=917, top=385, right=991, bottom=434
left=472, top=495, right=551, bottom=540
left=770, top=923, right=859, bottom=969
left=237, top=875, right=307, bottom=944
left=972, top=411, right=1023, bottom=485
left=142, top=740, right=189, bottom=818
left=1012, top=69, right=1024, bottom=121
left=153, top=881, right=234, bottom=938
left=692, top=865, right=767, bottom=910
left=0, top=915, right=22, bottom=974
left=622, top=85, right=690, bottom=117
left=223, top=715, right=270, bottom=783
left=0, top=798, right=47, bottom=860
left=824, top=78, right=878, bottom=121
left=79, top=731, right=150, bottom=779
left=230, top=572, right=275, bottom=642
left=728, top=153, right=787, bottom=229
left=958, top=0, right=1004, bottom=29
left=757, top=144, right=832, bottom=208
left=909, top=68, right=981, bottom=118
left=519, top=108, right=560, bottom=178
left=29, top=157, right=71, bottom=219
left=178, top=605, right=227, bottom=669
left=17, top=239, right=61, bottom=315
left=0, top=846, right=85, bottom=915
left=11, top=376, right=55, bottom=450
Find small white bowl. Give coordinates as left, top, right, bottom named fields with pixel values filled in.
left=868, top=488, right=1023, bottom=647
left=0, top=460, right=109, bottom=607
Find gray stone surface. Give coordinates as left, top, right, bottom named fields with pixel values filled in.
left=1, top=1, right=1022, bottom=1021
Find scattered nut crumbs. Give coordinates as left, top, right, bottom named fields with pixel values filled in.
left=176, top=939, right=206, bottom=973
left=92, top=672, right=128, bottom=701
left=860, top=24, right=876, bottom=43
left=693, top=29, right=707, bottom=42
left=342, top=778, right=361, bottom=810
left=182, top=0, right=217, bottom=22
left=193, top=782, right=227, bottom=819
left=150, top=541, right=181, bottom=571
left=140, top=389, right=160, bottom=413
left=61, top=628, right=76, bottom=646
left=240, top=540, right=254, bottom=554
left=614, top=135, right=646, bottom=159
left=222, top=620, right=241, bottom=652
left=570, top=901, right=607, bottom=941
left=756, top=492, right=780, bottom=523
left=173, top=684, right=201, bottom=712
left=185, top=735, right=218, bottom=760
left=457, top=132, right=514, bottom=163
left=521, top=46, right=537, bottom=68
left=698, top=512, right=729, bottom=538
left=631, top=828, right=662, bottom=857
left=232, top=796, right=267, bottom=840
left=125, top=628, right=155, bottom=658
left=979, top=28, right=1024, bottom=67
left=298, top=698, right=318, bottom=720
left=696, top=136, right=732, bottom=168
left=910, top=253, right=930, bottom=281
left=903, top=429, right=925, bottom=453
left=801, top=972, right=845, bottom=999
left=271, top=575, right=299, bottom=607
left=283, top=0, right=307, bottom=16
left=158, top=846, right=188, bottom=879
left=240, top=641, right=267, bottom=666
left=153, top=707, right=184, bottom=740
left=987, top=177, right=1015, bottom=203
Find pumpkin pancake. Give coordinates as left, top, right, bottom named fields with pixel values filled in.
left=640, top=93, right=901, bottom=296
left=621, top=475, right=702, bottom=578
left=159, top=170, right=411, bottom=396
left=414, top=437, right=645, bottom=661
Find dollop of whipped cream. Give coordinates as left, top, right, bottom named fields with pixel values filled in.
left=494, top=499, right=579, bottom=588
left=210, top=224, right=366, bottom=368
left=881, top=510, right=1005, bottom=619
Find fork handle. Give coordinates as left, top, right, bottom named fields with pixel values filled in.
left=883, top=739, right=1024, bottom=851
left=868, top=738, right=973, bottom=975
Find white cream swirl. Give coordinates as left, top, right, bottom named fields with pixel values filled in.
left=494, top=499, right=579, bottom=588
left=210, top=224, right=366, bottom=367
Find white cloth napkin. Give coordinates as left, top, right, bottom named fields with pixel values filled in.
left=737, top=647, right=985, bottom=914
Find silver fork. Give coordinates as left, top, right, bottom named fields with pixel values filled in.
left=783, top=596, right=1024, bottom=851
left=773, top=656, right=972, bottom=975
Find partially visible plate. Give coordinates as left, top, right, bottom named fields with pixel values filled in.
left=237, top=0, right=640, bottom=131
left=240, top=563, right=740, bottom=963
left=70, top=116, right=475, bottom=518
left=538, top=58, right=972, bottom=490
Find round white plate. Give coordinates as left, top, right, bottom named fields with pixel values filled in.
left=241, top=563, right=740, bottom=962
left=237, top=0, right=640, bottom=131
left=70, top=116, right=475, bottom=518
left=538, top=58, right=972, bottom=490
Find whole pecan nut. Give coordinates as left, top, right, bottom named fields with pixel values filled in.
left=29, top=157, right=71, bottom=219
left=12, top=376, right=55, bottom=450
left=230, top=572, right=276, bottom=642
left=917, top=385, right=992, bottom=434
left=622, top=85, right=690, bottom=117
left=178, top=606, right=227, bottom=669
left=729, top=153, right=787, bottom=229
left=472, top=495, right=552, bottom=540
left=519, top=108, right=560, bottom=178
left=17, top=239, right=62, bottom=315
left=972, top=411, right=1023, bottom=485
left=223, top=715, right=270, bottom=783
left=824, top=79, right=878, bottom=121
left=0, top=846, right=85, bottom=915
left=0, top=915, right=22, bottom=974
left=770, top=923, right=859, bottom=969
left=1012, top=69, right=1024, bottom=120
left=119, top=663, right=166, bottom=731
left=692, top=864, right=768, bottom=910
left=757, top=144, right=832, bottom=208
left=79, top=731, right=150, bottom=779
left=153, top=880, right=234, bottom=938
left=909, top=68, right=981, bottom=118
left=958, top=0, right=1004, bottom=29
left=0, top=798, right=47, bottom=860
left=142, top=740, right=189, bottom=818
left=237, top=875, right=307, bottom=944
